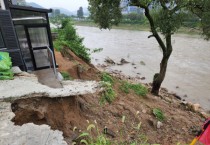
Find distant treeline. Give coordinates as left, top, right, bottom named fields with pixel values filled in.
left=120, top=12, right=200, bottom=28
left=50, top=11, right=200, bottom=29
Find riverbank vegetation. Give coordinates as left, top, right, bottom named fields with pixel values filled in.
left=72, top=13, right=201, bottom=35
left=53, top=19, right=91, bottom=63
left=50, top=9, right=202, bottom=35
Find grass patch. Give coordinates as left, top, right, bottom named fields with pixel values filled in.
left=74, top=123, right=111, bottom=145
left=60, top=71, right=72, bottom=80
left=74, top=116, right=151, bottom=145
left=153, top=108, right=165, bottom=121
left=120, top=81, right=148, bottom=96
left=100, top=72, right=115, bottom=104
left=101, top=72, right=114, bottom=85
left=100, top=82, right=116, bottom=105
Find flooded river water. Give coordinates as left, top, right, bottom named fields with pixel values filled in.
left=76, top=26, right=210, bottom=110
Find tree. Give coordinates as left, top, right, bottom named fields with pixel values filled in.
left=189, top=0, right=210, bottom=39
left=77, top=7, right=84, bottom=18
left=88, top=0, right=210, bottom=95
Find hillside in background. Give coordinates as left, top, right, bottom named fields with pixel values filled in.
left=51, top=7, right=73, bottom=16
left=26, top=2, right=44, bottom=9
left=26, top=2, right=89, bottom=16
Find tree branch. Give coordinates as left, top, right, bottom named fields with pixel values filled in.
left=160, top=0, right=168, bottom=10
left=130, top=0, right=167, bottom=54
left=148, top=35, right=154, bottom=38
left=144, top=7, right=167, bottom=54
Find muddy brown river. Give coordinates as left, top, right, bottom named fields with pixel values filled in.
left=76, top=26, right=210, bottom=110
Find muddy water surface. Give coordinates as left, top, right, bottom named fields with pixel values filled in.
left=76, top=26, right=210, bottom=110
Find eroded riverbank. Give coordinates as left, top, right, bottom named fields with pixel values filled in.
left=76, top=26, right=210, bottom=110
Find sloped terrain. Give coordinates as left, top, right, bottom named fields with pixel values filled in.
left=10, top=50, right=208, bottom=145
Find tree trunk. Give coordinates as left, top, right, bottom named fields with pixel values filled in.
left=151, top=55, right=169, bottom=95
left=135, top=3, right=173, bottom=96
left=151, top=34, right=172, bottom=96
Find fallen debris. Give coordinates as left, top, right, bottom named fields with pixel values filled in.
left=0, top=72, right=101, bottom=101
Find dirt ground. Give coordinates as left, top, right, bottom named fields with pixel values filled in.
left=55, top=49, right=100, bottom=81
left=11, top=50, right=208, bottom=145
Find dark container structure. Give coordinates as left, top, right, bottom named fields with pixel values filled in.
left=0, top=0, right=56, bottom=71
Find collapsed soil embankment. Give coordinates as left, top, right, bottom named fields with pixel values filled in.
left=12, top=97, right=87, bottom=138
left=11, top=88, right=204, bottom=145
left=55, top=48, right=100, bottom=81
left=7, top=50, right=209, bottom=145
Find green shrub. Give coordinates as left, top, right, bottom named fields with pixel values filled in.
left=101, top=72, right=114, bottom=85
left=53, top=40, right=63, bottom=51
left=120, top=81, right=148, bottom=96
left=100, top=82, right=116, bottom=105
left=54, top=19, right=91, bottom=62
left=60, top=71, right=72, bottom=80
left=100, top=73, right=115, bottom=104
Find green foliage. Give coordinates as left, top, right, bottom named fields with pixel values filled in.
left=54, top=19, right=91, bottom=62
left=53, top=40, right=63, bottom=51
left=100, top=73, right=115, bottom=104
left=100, top=82, right=116, bottom=105
left=74, top=123, right=111, bottom=145
left=88, top=0, right=210, bottom=37
left=74, top=118, right=151, bottom=145
left=153, top=108, right=165, bottom=121
left=122, top=13, right=147, bottom=24
left=182, top=12, right=200, bottom=28
left=120, top=81, right=148, bottom=96
left=190, top=0, right=210, bottom=40
left=152, top=8, right=186, bottom=35
left=88, top=0, right=122, bottom=29
left=60, top=71, right=72, bottom=80
left=101, top=72, right=114, bottom=85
